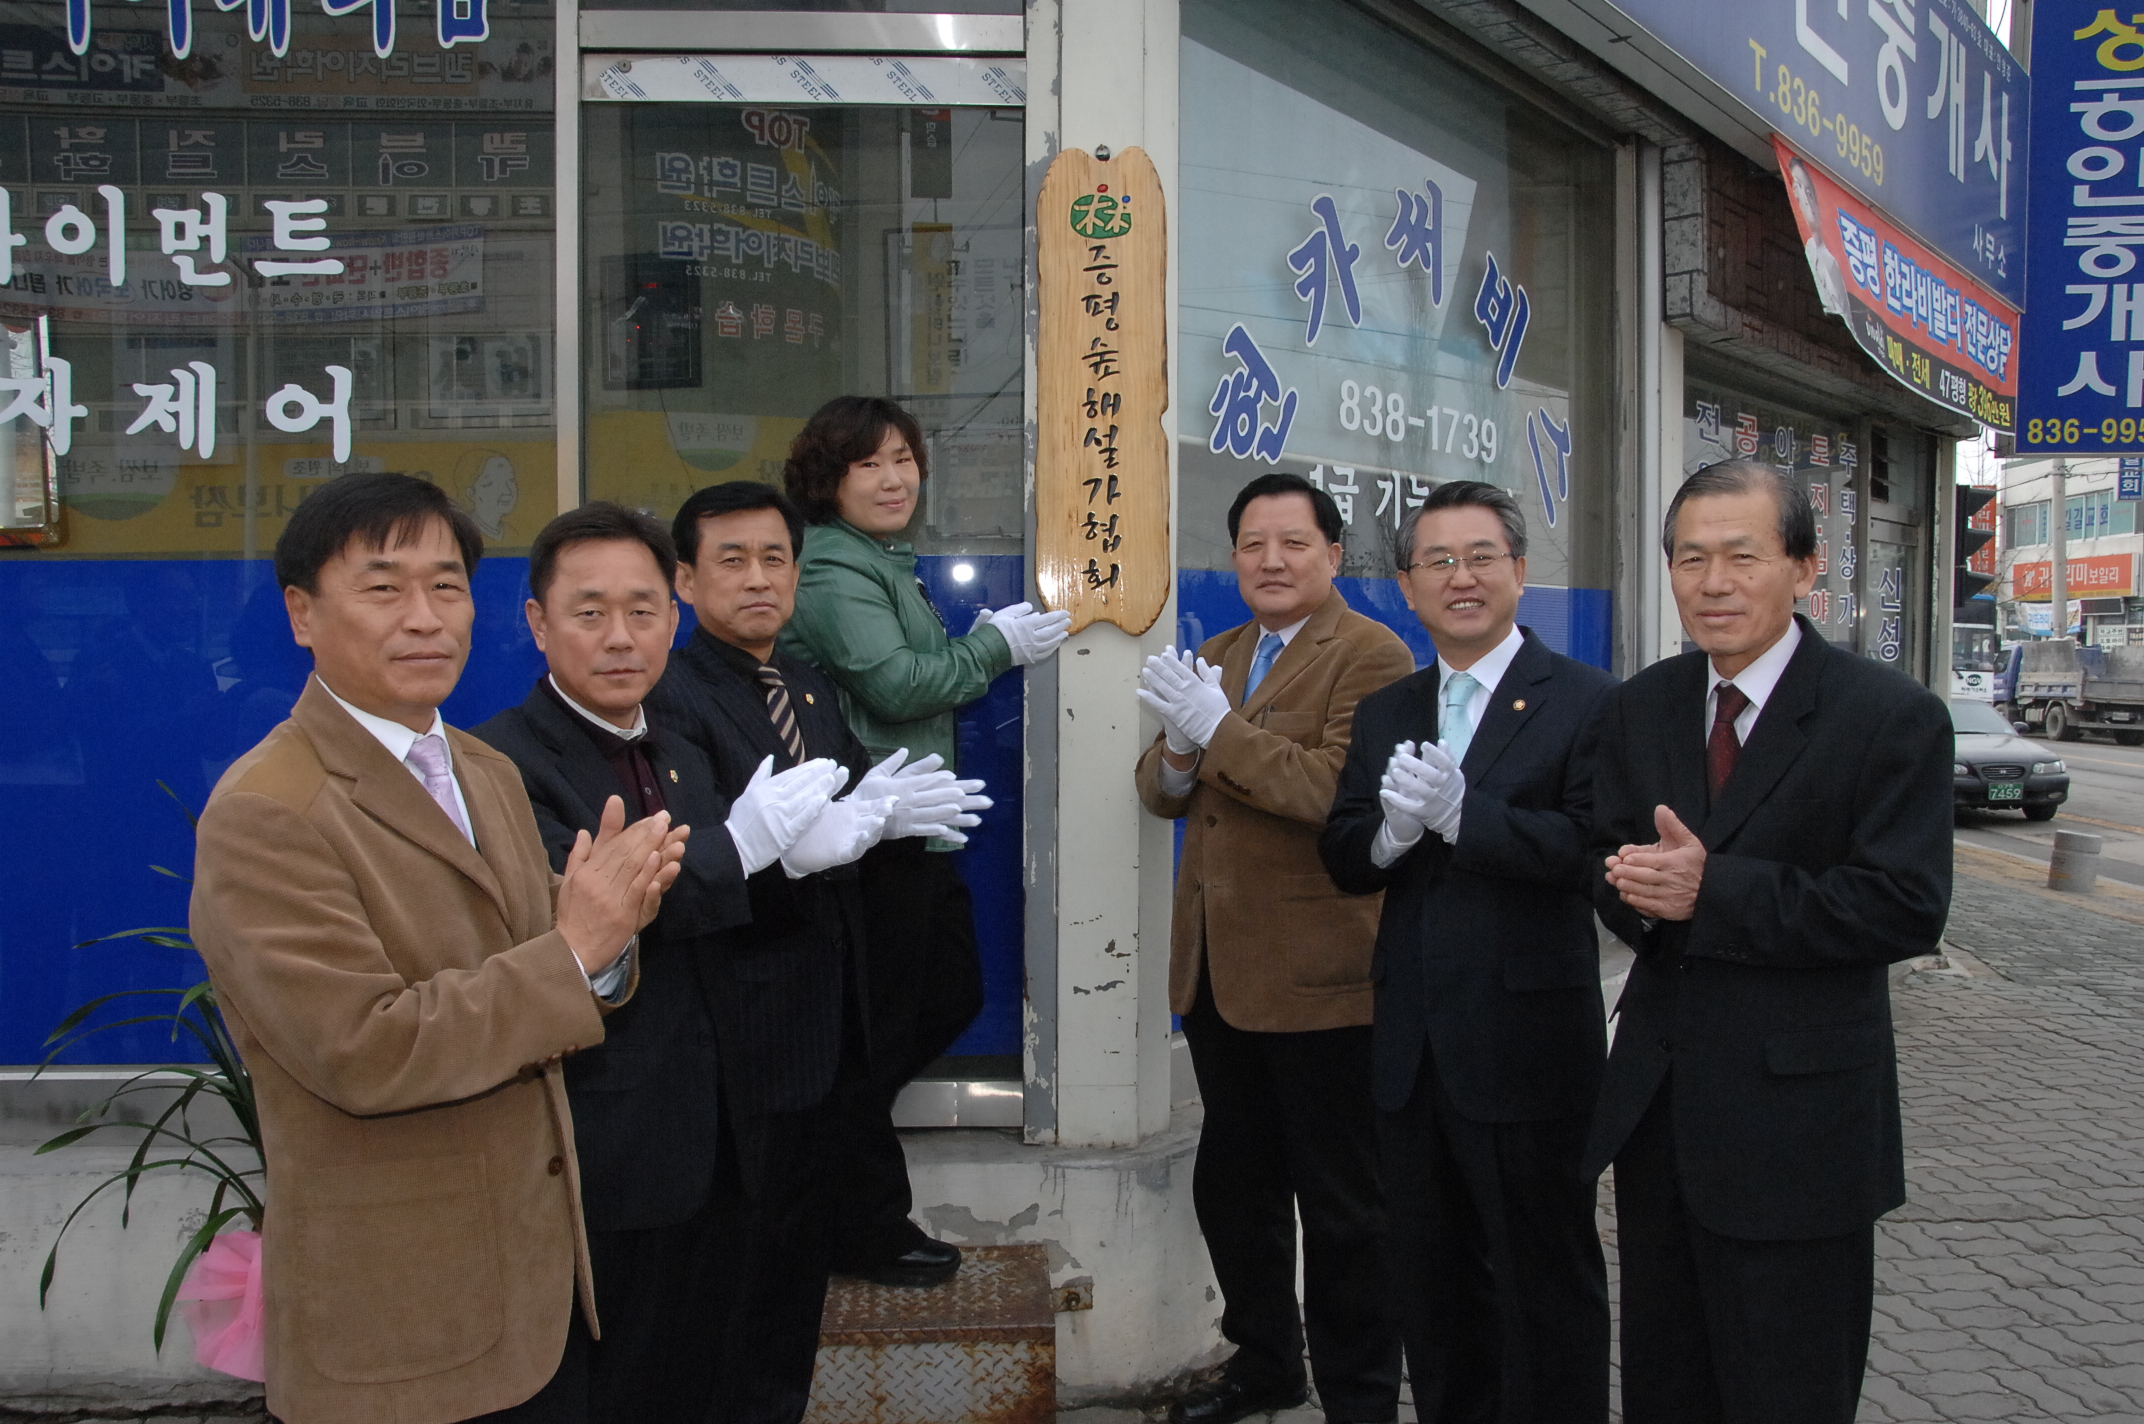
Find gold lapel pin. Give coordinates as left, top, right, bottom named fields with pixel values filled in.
left=1512, top=699, right=1527, bottom=711
left=805, top=693, right=815, bottom=704
left=669, top=769, right=679, bottom=783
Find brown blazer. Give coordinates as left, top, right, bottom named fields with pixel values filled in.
left=1136, top=589, right=1413, bottom=1032
left=190, top=680, right=623, bottom=1424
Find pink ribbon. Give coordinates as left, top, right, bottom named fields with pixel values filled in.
left=177, top=1229, right=266, bottom=1382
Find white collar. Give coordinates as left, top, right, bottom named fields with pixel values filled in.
left=549, top=675, right=648, bottom=741
left=1437, top=623, right=1525, bottom=697
left=317, top=676, right=446, bottom=763
left=1254, top=613, right=1313, bottom=649
left=1710, top=618, right=1803, bottom=712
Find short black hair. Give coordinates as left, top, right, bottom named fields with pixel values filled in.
left=274, top=472, right=483, bottom=594
left=1226, top=472, right=1345, bottom=546
left=528, top=502, right=678, bottom=606
left=784, top=395, right=930, bottom=525
left=671, top=481, right=807, bottom=566
left=1662, top=460, right=1818, bottom=562
left=1396, top=480, right=1529, bottom=570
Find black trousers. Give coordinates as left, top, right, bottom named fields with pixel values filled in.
left=1182, top=969, right=1402, bottom=1423
left=829, top=843, right=986, bottom=1268
left=1377, top=1052, right=1608, bottom=1424
left=1614, top=1084, right=1875, bottom=1424
left=707, top=1100, right=839, bottom=1424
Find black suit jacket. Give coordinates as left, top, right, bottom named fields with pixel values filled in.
left=1321, top=629, right=1617, bottom=1122
left=472, top=683, right=752, bottom=1233
left=644, top=628, right=876, bottom=1127
left=1583, top=615, right=1953, bottom=1240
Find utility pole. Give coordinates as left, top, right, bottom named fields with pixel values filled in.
left=2051, top=459, right=2069, bottom=641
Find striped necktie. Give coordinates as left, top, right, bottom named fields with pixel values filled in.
left=755, top=664, right=807, bottom=765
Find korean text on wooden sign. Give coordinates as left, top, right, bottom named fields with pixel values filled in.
left=1037, top=148, right=1168, bottom=636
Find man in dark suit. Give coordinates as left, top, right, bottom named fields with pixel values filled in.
left=647, top=480, right=983, bottom=1424
left=1587, top=460, right=1952, bottom=1424
left=1321, top=480, right=1616, bottom=1424
left=473, top=503, right=853, bottom=1423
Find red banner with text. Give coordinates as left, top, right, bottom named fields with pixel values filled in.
left=1774, top=136, right=2019, bottom=432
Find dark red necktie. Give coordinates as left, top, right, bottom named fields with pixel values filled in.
left=1708, top=682, right=1751, bottom=797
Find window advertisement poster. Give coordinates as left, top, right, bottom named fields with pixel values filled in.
left=1774, top=135, right=2017, bottom=430
left=2017, top=5, right=2144, bottom=455
left=1178, top=0, right=1617, bottom=669
left=1683, top=377, right=1893, bottom=656
left=1570, top=0, right=2024, bottom=308
left=0, top=1, right=557, bottom=558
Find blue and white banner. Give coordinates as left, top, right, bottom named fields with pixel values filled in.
left=2016, top=4, right=2144, bottom=454
left=1556, top=0, right=2026, bottom=309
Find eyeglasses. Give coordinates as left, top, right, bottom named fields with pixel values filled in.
left=1406, top=551, right=1516, bottom=578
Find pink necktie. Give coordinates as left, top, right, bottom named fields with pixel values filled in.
left=406, top=733, right=472, bottom=842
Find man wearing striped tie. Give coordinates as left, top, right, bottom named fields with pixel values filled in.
left=649, top=480, right=984, bottom=1424
left=1135, top=473, right=1413, bottom=1424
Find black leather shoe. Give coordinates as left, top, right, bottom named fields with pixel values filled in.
left=1167, top=1373, right=1309, bottom=1424
left=843, top=1238, right=961, bottom=1288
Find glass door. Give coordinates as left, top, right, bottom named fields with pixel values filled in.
left=581, top=54, right=1029, bottom=1093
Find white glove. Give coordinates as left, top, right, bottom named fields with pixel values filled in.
left=987, top=601, right=1074, bottom=666
left=724, top=755, right=849, bottom=874
left=1377, top=740, right=1436, bottom=851
left=1398, top=739, right=1465, bottom=843
left=779, top=793, right=897, bottom=878
left=1137, top=645, right=1231, bottom=751
left=854, top=749, right=995, bottom=845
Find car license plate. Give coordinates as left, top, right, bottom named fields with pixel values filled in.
left=1988, top=781, right=2024, bottom=802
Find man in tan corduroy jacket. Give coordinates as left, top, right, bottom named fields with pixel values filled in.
left=1135, top=472, right=1414, bottom=1424
left=190, top=473, right=686, bottom=1424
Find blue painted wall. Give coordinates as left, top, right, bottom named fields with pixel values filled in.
left=3, top=552, right=1027, bottom=1065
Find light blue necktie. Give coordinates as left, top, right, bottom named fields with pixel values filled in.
left=1244, top=632, right=1284, bottom=703
left=1442, top=671, right=1479, bottom=764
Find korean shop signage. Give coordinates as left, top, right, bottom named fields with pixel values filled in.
left=61, top=0, right=487, bottom=64
left=1037, top=147, right=1168, bottom=636
left=1587, top=0, right=2025, bottom=308
left=2013, top=552, right=2136, bottom=599
left=1775, top=136, right=2017, bottom=429
left=2017, top=5, right=2144, bottom=455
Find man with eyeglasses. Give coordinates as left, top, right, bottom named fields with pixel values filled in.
left=1135, top=472, right=1412, bottom=1424
left=1585, top=461, right=1951, bottom=1424
left=1320, top=479, right=1618, bottom=1423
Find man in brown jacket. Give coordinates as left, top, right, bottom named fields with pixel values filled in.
left=1135, top=472, right=1413, bottom=1424
left=189, top=473, right=687, bottom=1424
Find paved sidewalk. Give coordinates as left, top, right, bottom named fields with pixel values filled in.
left=1071, top=848, right=2144, bottom=1423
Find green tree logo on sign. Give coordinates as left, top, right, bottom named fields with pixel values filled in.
left=1070, top=190, right=1132, bottom=239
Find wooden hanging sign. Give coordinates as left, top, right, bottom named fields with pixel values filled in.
left=1036, top=146, right=1169, bottom=636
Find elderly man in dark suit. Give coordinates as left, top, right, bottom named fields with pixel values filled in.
left=1135, top=472, right=1413, bottom=1424
left=473, top=503, right=853, bottom=1423
left=647, top=480, right=986, bottom=1424
left=1587, top=460, right=1952, bottom=1424
left=1322, top=480, right=1617, bottom=1423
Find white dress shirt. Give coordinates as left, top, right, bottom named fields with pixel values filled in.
left=318, top=677, right=474, bottom=843
left=317, top=675, right=630, bottom=1001
left=1704, top=618, right=1802, bottom=748
left=1158, top=613, right=1313, bottom=796
left=1371, top=624, right=1526, bottom=867
left=549, top=675, right=649, bottom=740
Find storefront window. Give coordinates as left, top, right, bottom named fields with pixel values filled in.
left=1682, top=373, right=1923, bottom=670
left=1178, top=0, right=1617, bottom=668
left=0, top=0, right=557, bottom=1064
left=580, top=79, right=1027, bottom=1064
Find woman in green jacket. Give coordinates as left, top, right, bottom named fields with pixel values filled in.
left=781, top=395, right=1069, bottom=1287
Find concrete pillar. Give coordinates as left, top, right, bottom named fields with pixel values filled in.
left=1024, top=0, right=1182, bottom=1151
